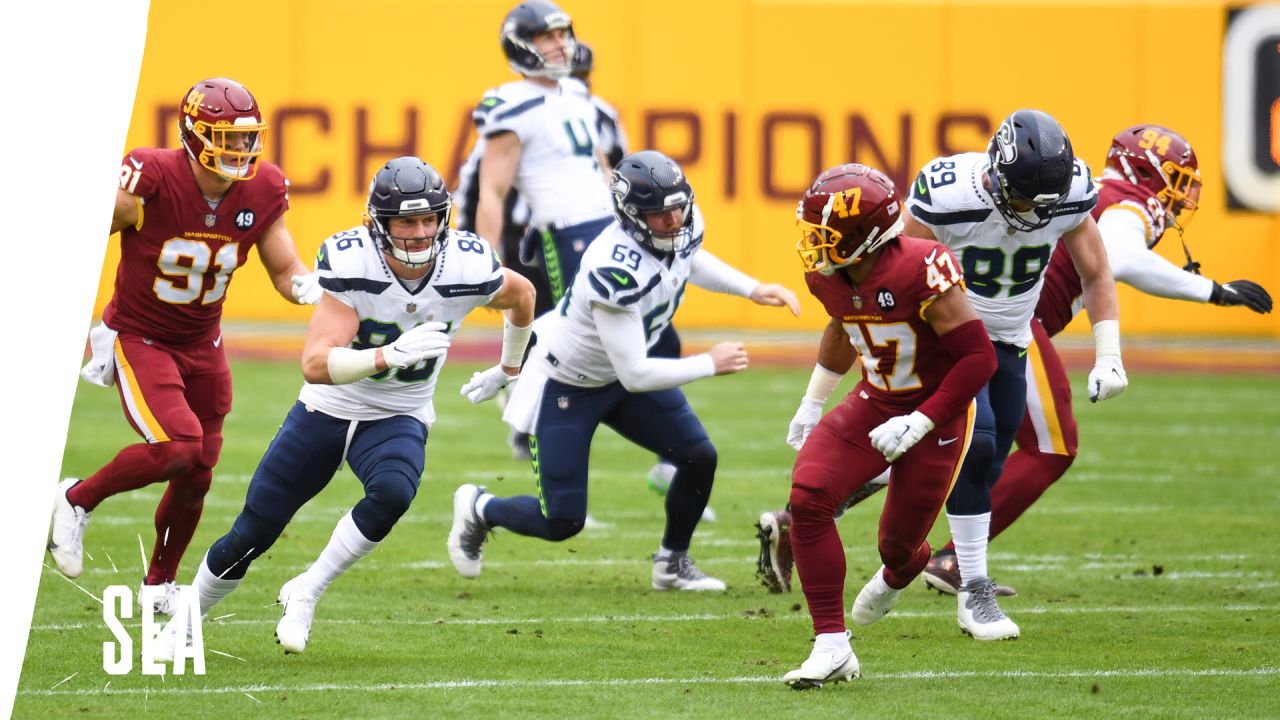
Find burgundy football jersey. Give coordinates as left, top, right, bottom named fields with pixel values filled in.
left=103, top=148, right=288, bottom=345
left=1036, top=179, right=1164, bottom=337
left=806, top=234, right=964, bottom=412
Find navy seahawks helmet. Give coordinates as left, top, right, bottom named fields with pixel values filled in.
left=501, top=1, right=576, bottom=79
left=610, top=151, right=697, bottom=255
left=366, top=157, right=452, bottom=267
left=986, top=109, right=1075, bottom=231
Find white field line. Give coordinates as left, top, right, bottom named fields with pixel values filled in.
left=26, top=603, right=1275, bottom=633
left=18, top=666, right=1280, bottom=697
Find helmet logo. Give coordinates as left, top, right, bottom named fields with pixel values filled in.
left=994, top=121, right=1018, bottom=164
left=830, top=187, right=863, bottom=219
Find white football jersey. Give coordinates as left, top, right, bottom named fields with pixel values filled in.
left=535, top=207, right=707, bottom=386
left=906, top=152, right=1098, bottom=347
left=297, top=226, right=504, bottom=425
left=474, top=78, right=612, bottom=229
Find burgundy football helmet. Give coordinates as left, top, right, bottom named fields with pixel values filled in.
left=1105, top=124, right=1201, bottom=231
left=796, top=164, right=904, bottom=275
left=178, top=78, right=267, bottom=181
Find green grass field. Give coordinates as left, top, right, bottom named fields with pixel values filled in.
left=14, top=358, right=1280, bottom=719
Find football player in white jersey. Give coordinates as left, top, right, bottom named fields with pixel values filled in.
left=447, top=151, right=800, bottom=591
left=476, top=1, right=613, bottom=303
left=899, top=110, right=1127, bottom=639
left=158, top=158, right=535, bottom=657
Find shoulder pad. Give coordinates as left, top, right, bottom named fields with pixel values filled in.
left=433, top=232, right=504, bottom=298
left=586, top=265, right=656, bottom=308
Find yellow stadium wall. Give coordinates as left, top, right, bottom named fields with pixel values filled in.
left=96, top=0, right=1280, bottom=338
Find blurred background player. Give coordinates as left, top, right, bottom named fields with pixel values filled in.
left=447, top=151, right=798, bottom=591
left=48, top=77, right=320, bottom=614
left=783, top=164, right=995, bottom=689
left=920, top=124, right=1273, bottom=595
left=897, top=109, right=1126, bottom=640
left=472, top=1, right=613, bottom=460
left=163, top=158, right=534, bottom=656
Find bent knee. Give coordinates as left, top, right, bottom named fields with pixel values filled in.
left=546, top=517, right=585, bottom=541
left=153, top=438, right=202, bottom=476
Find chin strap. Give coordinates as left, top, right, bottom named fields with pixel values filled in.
left=1177, top=229, right=1201, bottom=275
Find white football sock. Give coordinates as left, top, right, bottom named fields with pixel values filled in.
left=475, top=492, right=493, bottom=520
left=296, top=511, right=379, bottom=598
left=947, top=512, right=991, bottom=587
left=195, top=555, right=242, bottom=617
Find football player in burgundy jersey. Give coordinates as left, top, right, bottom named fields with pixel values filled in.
left=47, top=78, right=320, bottom=614
left=920, top=125, right=1273, bottom=595
left=782, top=164, right=995, bottom=689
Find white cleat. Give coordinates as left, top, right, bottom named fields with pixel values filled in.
left=149, top=614, right=191, bottom=664
left=47, top=478, right=90, bottom=578
left=138, top=580, right=180, bottom=616
left=651, top=552, right=726, bottom=591
left=850, top=567, right=902, bottom=626
left=448, top=484, right=491, bottom=578
left=957, top=576, right=1020, bottom=640
left=783, top=632, right=860, bottom=689
left=275, top=578, right=318, bottom=654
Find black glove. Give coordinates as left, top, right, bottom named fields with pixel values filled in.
left=1210, top=280, right=1273, bottom=314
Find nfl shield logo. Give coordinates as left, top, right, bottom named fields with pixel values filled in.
left=204, top=213, right=217, bottom=228
left=406, top=303, right=417, bottom=313
left=852, top=295, right=863, bottom=309
left=557, top=396, right=570, bottom=410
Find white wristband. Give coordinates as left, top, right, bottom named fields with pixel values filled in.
left=1092, top=319, right=1121, bottom=359
left=804, top=363, right=845, bottom=403
left=500, top=319, right=533, bottom=369
left=327, top=346, right=379, bottom=384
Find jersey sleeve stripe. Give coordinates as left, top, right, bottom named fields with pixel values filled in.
left=435, top=277, right=504, bottom=298
left=319, top=277, right=392, bottom=294
left=492, top=96, right=547, bottom=123
left=908, top=205, right=992, bottom=226
left=1049, top=195, right=1098, bottom=218
left=617, top=273, right=663, bottom=307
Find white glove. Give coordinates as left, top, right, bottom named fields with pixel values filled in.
left=80, top=323, right=119, bottom=387
left=786, top=397, right=825, bottom=451
left=382, top=322, right=450, bottom=369
left=291, top=273, right=323, bottom=305
left=868, top=410, right=935, bottom=463
left=1088, top=355, right=1128, bottom=403
left=461, top=365, right=518, bottom=404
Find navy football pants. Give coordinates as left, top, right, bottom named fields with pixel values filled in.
left=946, top=342, right=1027, bottom=515
left=206, top=402, right=427, bottom=580
left=484, top=379, right=716, bottom=552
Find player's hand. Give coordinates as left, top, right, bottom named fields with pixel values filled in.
left=1210, top=280, right=1273, bottom=314
left=786, top=397, right=825, bottom=451
left=1087, top=355, right=1128, bottom=403
left=460, top=364, right=518, bottom=404
left=291, top=273, right=323, bottom=305
left=868, top=411, right=935, bottom=463
left=750, top=283, right=801, bottom=317
left=708, top=341, right=748, bottom=375
left=382, top=322, right=450, bottom=369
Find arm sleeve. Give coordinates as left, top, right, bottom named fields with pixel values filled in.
left=914, top=318, right=997, bottom=425
left=689, top=250, right=758, bottom=298
left=592, top=303, right=716, bottom=392
left=1098, top=209, right=1214, bottom=302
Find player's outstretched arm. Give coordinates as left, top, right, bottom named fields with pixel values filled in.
left=257, top=216, right=319, bottom=304
left=461, top=270, right=537, bottom=404
left=786, top=318, right=853, bottom=451
left=1063, top=216, right=1127, bottom=402
left=689, top=251, right=800, bottom=316
left=593, top=304, right=725, bottom=392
